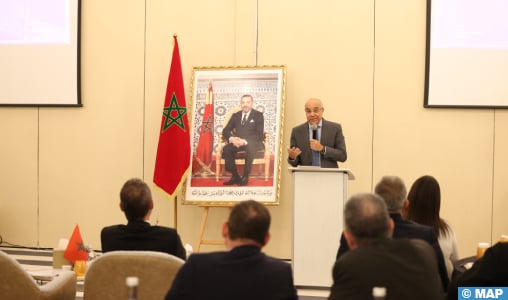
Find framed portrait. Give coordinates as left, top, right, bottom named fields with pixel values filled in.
left=183, top=66, right=286, bottom=205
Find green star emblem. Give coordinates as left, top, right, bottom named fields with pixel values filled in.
left=77, top=241, right=88, bottom=253
left=201, top=115, right=213, bottom=133
left=162, top=93, right=187, bottom=132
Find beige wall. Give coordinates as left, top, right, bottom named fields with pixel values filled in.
left=1, top=0, right=507, bottom=260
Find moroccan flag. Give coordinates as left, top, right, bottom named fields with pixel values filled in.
left=153, top=36, right=190, bottom=199
left=63, top=224, right=88, bottom=263
left=194, top=81, right=215, bottom=174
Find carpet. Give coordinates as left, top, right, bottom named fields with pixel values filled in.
left=190, top=176, right=274, bottom=187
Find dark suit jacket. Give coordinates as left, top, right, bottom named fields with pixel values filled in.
left=329, top=238, right=444, bottom=300
left=288, top=118, right=347, bottom=168
left=447, top=242, right=508, bottom=300
left=336, top=213, right=449, bottom=290
left=222, top=109, right=264, bottom=150
left=101, top=220, right=186, bottom=260
left=165, top=245, right=297, bottom=300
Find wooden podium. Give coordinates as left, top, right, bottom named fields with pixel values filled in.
left=289, top=167, right=354, bottom=287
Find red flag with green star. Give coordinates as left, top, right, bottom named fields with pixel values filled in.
left=194, top=81, right=215, bottom=174
left=153, top=36, right=190, bottom=199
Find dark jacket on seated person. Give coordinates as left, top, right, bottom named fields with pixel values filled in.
left=447, top=242, right=508, bottom=300
left=165, top=245, right=297, bottom=300
left=336, top=213, right=449, bottom=291
left=330, top=238, right=444, bottom=300
left=101, top=220, right=186, bottom=260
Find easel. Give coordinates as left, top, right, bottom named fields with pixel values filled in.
left=195, top=204, right=232, bottom=252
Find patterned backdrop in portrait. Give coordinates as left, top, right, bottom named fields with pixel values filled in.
left=191, top=78, right=279, bottom=156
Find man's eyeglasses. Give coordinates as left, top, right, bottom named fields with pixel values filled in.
left=305, top=108, right=323, bottom=114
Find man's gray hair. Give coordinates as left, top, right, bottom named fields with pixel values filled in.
left=344, top=193, right=391, bottom=245
left=374, top=175, right=407, bottom=213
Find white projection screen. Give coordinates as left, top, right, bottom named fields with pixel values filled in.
left=0, top=0, right=81, bottom=106
left=424, top=0, right=508, bottom=108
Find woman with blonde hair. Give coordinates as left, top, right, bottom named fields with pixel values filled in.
left=405, top=175, right=459, bottom=280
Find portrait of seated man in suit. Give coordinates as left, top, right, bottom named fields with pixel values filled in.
left=221, top=94, right=264, bottom=186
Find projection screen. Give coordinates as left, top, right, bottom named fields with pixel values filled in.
left=0, top=0, right=81, bottom=106
left=424, top=0, right=508, bottom=108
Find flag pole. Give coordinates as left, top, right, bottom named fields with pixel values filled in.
left=174, top=194, right=178, bottom=230
left=173, top=33, right=178, bottom=231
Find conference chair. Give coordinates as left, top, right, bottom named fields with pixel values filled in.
left=215, top=132, right=271, bottom=181
left=0, top=250, right=77, bottom=300
left=83, top=250, right=184, bottom=300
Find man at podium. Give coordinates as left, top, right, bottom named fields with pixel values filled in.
left=287, top=98, right=347, bottom=167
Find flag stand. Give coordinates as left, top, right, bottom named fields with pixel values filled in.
left=195, top=204, right=232, bottom=252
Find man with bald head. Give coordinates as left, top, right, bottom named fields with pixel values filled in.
left=287, top=98, right=347, bottom=167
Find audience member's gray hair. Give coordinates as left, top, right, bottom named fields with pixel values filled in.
left=344, top=193, right=391, bottom=245
left=374, top=175, right=407, bottom=212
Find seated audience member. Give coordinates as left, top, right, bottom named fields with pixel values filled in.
left=336, top=175, right=449, bottom=290
left=404, top=175, right=459, bottom=280
left=447, top=242, right=508, bottom=300
left=101, top=178, right=186, bottom=260
left=165, top=200, right=298, bottom=300
left=328, top=193, right=443, bottom=300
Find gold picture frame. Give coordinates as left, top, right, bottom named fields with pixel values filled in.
left=183, top=65, right=286, bottom=205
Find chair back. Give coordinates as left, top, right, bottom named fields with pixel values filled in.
left=0, top=250, right=76, bottom=300
left=83, top=250, right=184, bottom=300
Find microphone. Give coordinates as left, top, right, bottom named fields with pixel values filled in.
left=311, top=124, right=318, bottom=140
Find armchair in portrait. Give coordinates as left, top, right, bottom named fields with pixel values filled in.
left=215, top=131, right=270, bottom=182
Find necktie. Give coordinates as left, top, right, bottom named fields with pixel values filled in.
left=242, top=114, right=247, bottom=126
left=312, top=150, right=320, bottom=166
left=312, top=126, right=320, bottom=166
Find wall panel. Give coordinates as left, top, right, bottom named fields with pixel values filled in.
left=0, top=109, right=38, bottom=245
